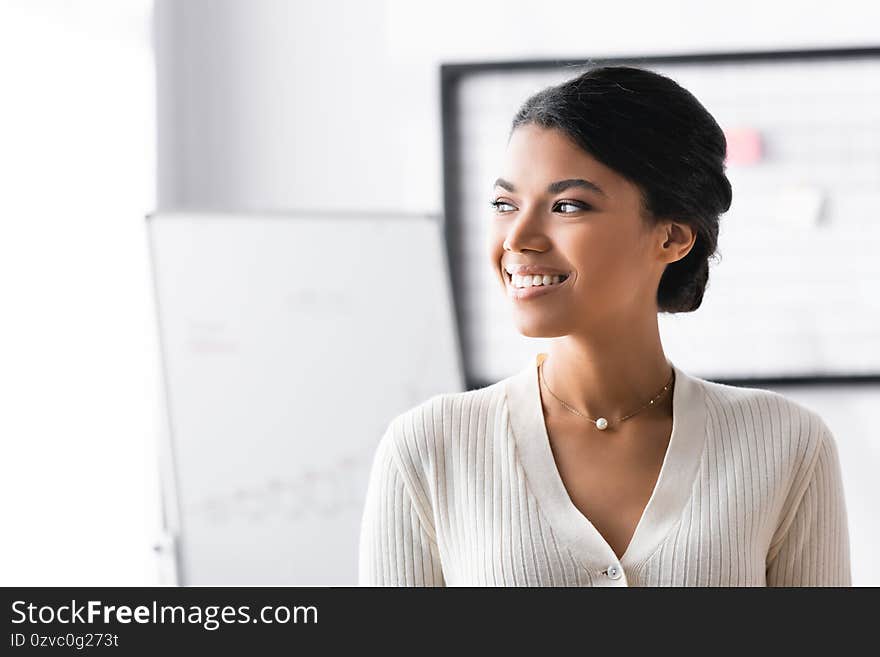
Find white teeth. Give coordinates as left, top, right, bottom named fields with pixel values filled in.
left=510, top=273, right=567, bottom=288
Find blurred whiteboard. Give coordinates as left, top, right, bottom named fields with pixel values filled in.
left=146, top=211, right=464, bottom=585
left=441, top=48, right=880, bottom=385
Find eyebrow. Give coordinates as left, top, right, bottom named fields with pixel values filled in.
left=493, top=177, right=607, bottom=198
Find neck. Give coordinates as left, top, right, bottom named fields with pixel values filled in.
left=541, top=316, right=673, bottom=422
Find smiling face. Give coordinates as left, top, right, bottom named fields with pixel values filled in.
left=488, top=123, right=676, bottom=338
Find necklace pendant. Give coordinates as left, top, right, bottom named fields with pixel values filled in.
left=595, top=417, right=609, bottom=430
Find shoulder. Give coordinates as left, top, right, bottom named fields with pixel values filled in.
left=371, top=381, right=507, bottom=507
left=695, top=374, right=835, bottom=474
left=381, top=380, right=508, bottom=464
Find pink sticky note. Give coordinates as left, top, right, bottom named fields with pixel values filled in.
left=723, top=127, right=763, bottom=165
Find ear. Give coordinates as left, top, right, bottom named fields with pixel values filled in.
left=662, top=220, right=696, bottom=263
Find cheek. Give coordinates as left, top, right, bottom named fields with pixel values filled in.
left=567, top=230, right=615, bottom=275
left=570, top=242, right=639, bottom=295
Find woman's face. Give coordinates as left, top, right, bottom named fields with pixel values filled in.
left=487, top=123, right=675, bottom=338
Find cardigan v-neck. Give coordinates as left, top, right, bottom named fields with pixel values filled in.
left=504, top=352, right=707, bottom=575
left=359, top=351, right=852, bottom=586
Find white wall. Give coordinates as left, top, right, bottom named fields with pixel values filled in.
left=155, top=0, right=429, bottom=213
left=0, top=0, right=160, bottom=585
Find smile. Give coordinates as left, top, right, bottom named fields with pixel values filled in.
left=504, top=269, right=572, bottom=300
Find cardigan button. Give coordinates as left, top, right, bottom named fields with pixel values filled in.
left=605, top=564, right=622, bottom=580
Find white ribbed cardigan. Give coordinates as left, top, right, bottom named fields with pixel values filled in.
left=358, top=352, right=852, bottom=586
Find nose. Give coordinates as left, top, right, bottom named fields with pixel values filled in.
left=503, top=209, right=550, bottom=253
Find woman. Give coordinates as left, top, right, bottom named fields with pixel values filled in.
left=358, top=65, right=852, bottom=586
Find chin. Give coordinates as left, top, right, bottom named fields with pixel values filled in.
left=513, top=318, right=568, bottom=339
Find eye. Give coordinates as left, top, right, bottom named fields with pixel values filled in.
left=554, top=200, right=591, bottom=214
left=489, top=199, right=515, bottom=213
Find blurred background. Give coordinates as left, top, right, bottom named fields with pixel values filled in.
left=1, top=0, right=878, bottom=586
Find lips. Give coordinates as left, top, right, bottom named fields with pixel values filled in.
left=503, top=263, right=571, bottom=277
left=504, top=268, right=573, bottom=300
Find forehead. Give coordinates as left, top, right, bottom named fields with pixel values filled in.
left=501, top=124, right=622, bottom=195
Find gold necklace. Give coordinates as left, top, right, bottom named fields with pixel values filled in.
left=538, top=357, right=674, bottom=431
